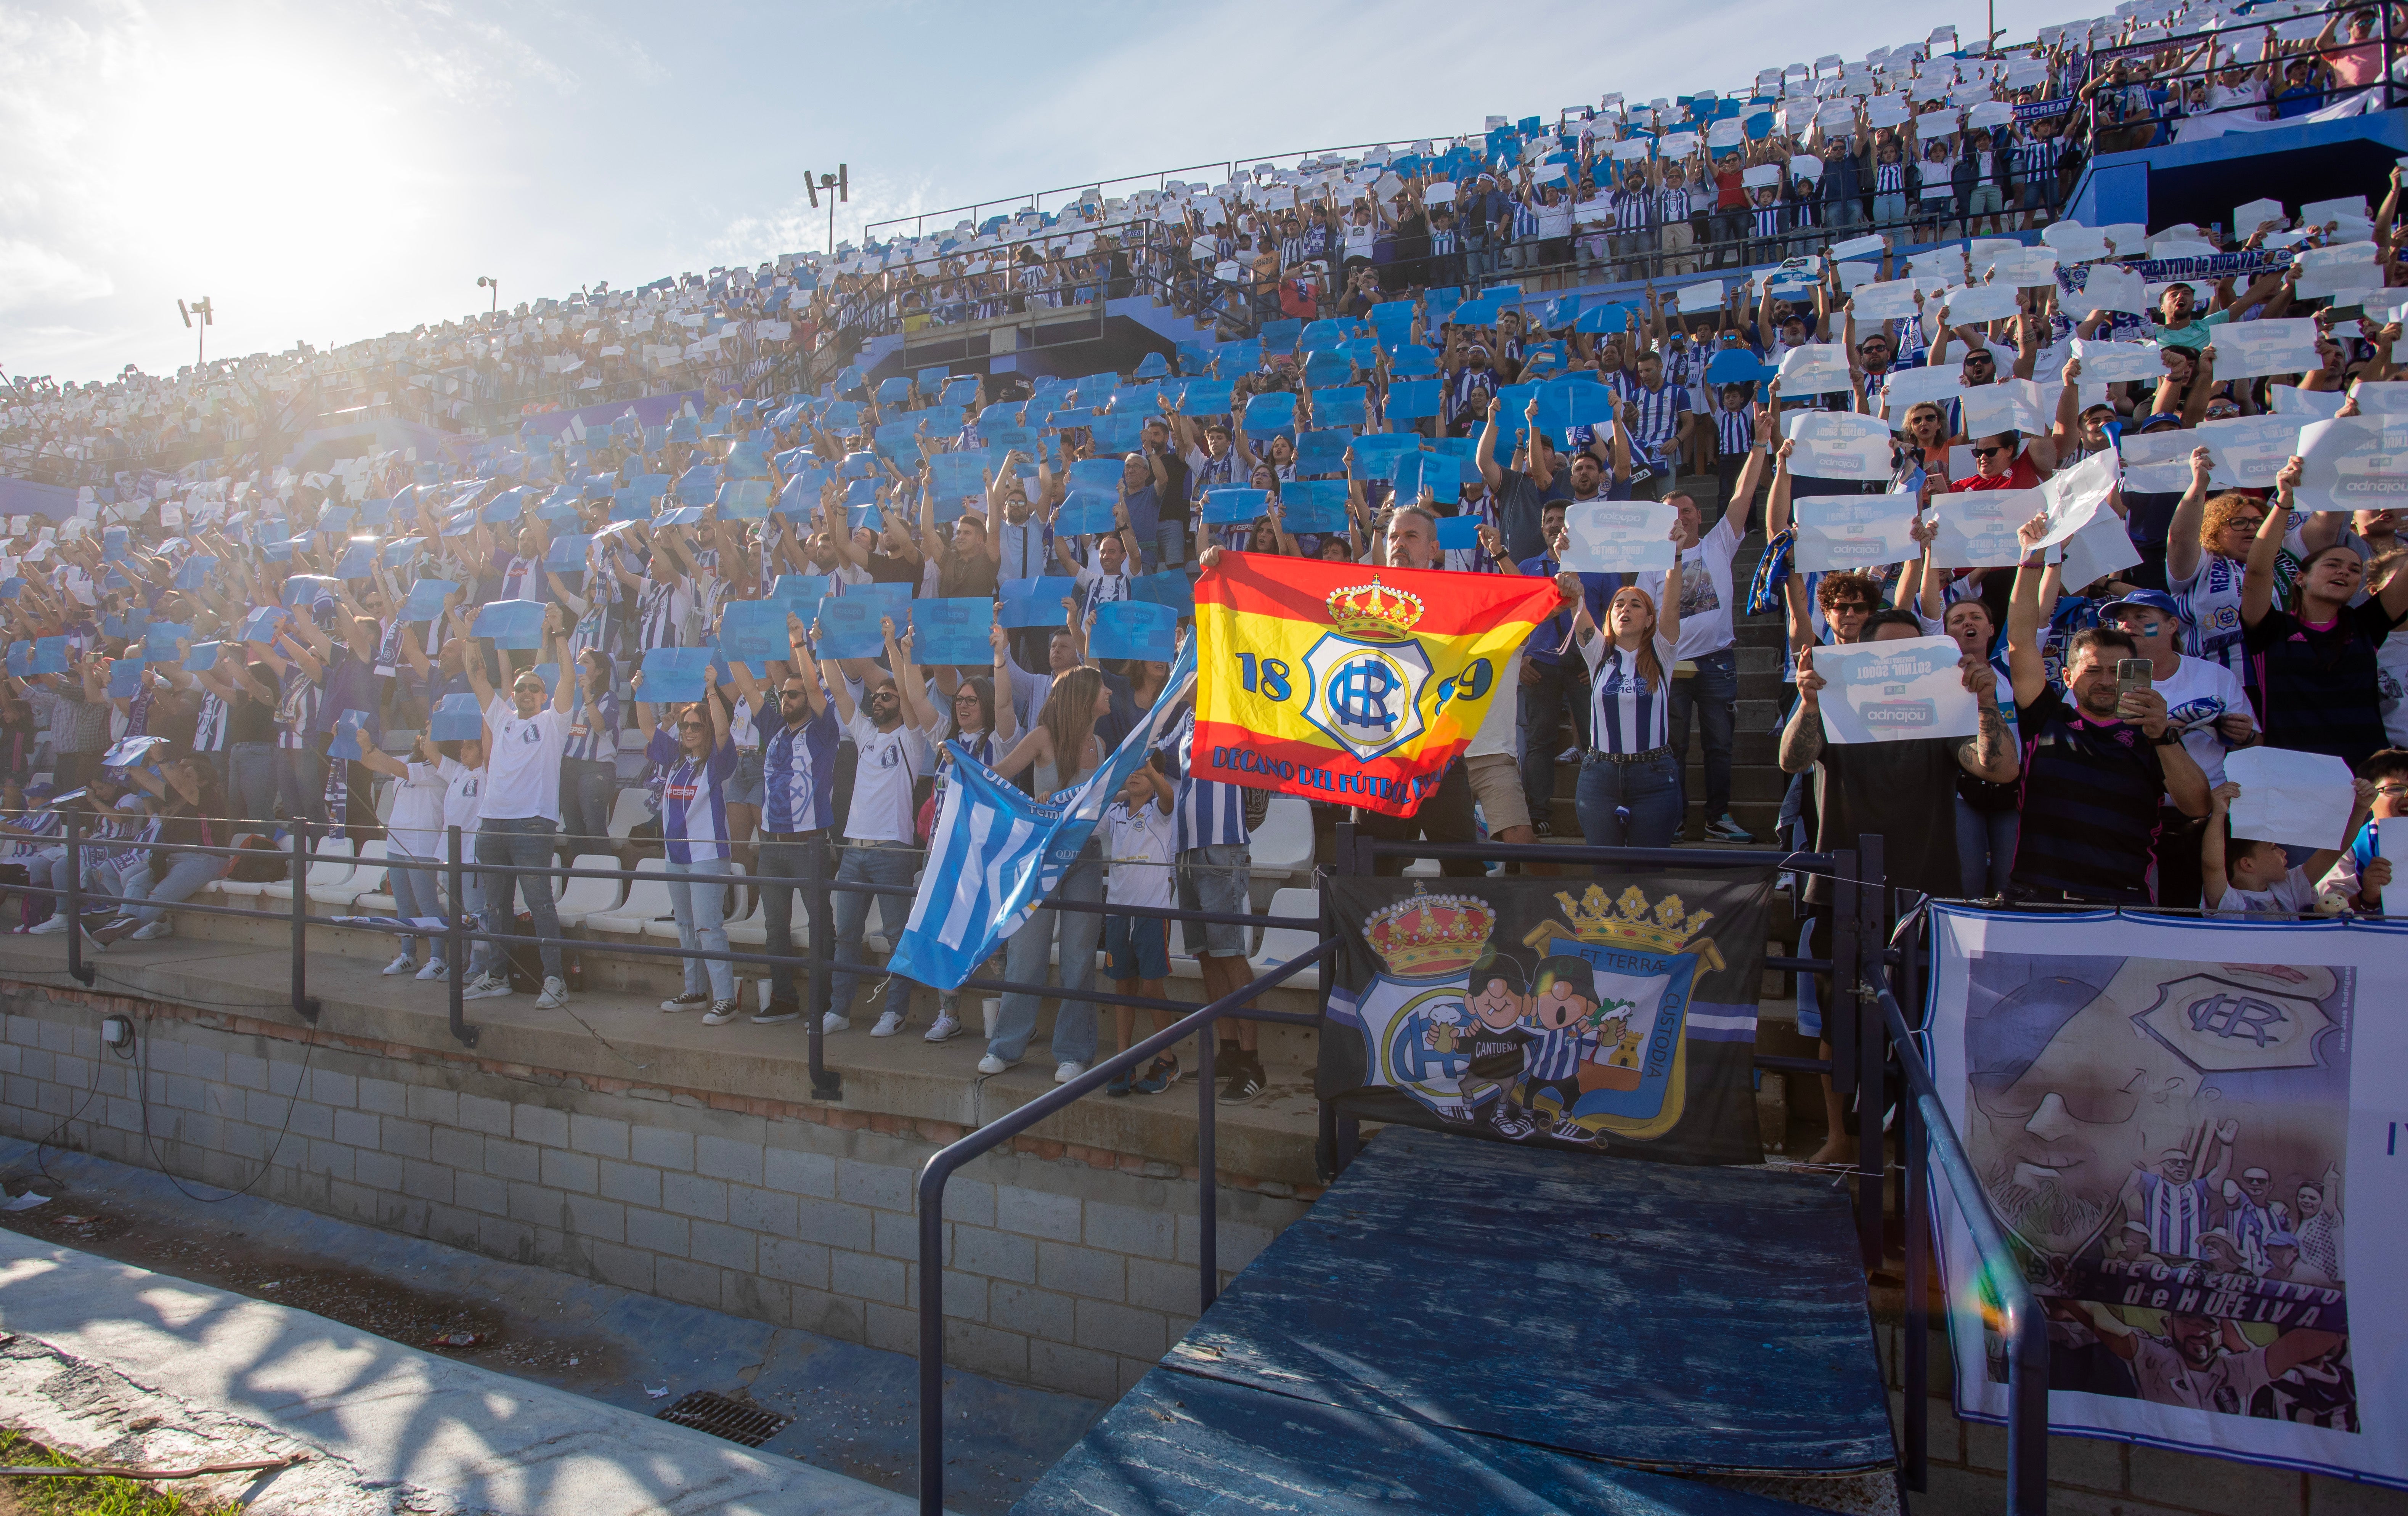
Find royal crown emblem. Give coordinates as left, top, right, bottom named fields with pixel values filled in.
left=1548, top=884, right=1714, bottom=956
left=1363, top=886, right=1496, bottom=978
left=1325, top=576, right=1425, bottom=642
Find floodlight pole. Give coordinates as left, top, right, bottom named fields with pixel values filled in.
left=478, top=276, right=499, bottom=314
left=804, top=164, right=851, bottom=256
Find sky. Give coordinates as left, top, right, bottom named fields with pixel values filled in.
left=3, top=0, right=2076, bottom=387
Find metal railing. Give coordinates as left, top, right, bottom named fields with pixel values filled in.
left=18, top=807, right=2059, bottom=1512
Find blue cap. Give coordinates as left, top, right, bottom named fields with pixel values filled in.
left=2101, top=589, right=2179, bottom=620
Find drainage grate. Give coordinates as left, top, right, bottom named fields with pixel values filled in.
left=654, top=1390, right=793, bottom=1447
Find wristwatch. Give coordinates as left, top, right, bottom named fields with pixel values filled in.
left=2148, top=730, right=2181, bottom=746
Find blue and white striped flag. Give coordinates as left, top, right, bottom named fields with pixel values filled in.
left=890, top=642, right=1197, bottom=991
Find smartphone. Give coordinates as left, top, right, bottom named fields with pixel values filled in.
left=2116, top=658, right=2153, bottom=698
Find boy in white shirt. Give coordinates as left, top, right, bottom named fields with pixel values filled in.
left=1102, top=760, right=1180, bottom=1096
left=2202, top=780, right=2373, bottom=917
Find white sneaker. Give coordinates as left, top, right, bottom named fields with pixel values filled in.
left=28, top=916, right=68, bottom=936
left=702, top=999, right=740, bottom=1025
left=870, top=1010, right=908, bottom=1037
left=976, top=1054, right=1010, bottom=1075
left=382, top=951, right=417, bottom=976
left=535, top=977, right=568, bottom=1010
left=415, top=958, right=448, bottom=981
left=821, top=1012, right=852, bottom=1034
left=461, top=972, right=513, bottom=1000
left=1054, top=1061, right=1086, bottom=1084
left=130, top=921, right=173, bottom=941
left=924, top=1013, right=963, bottom=1043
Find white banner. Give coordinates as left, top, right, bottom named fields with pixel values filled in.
left=1777, top=341, right=1855, bottom=396
left=1559, top=500, right=1677, bottom=572
left=2294, top=417, right=2408, bottom=514
left=1793, top=492, right=1921, bottom=571
left=1932, top=487, right=2041, bottom=568
left=2214, top=318, right=2324, bottom=380
left=2199, top=414, right=2305, bottom=490
left=2227, top=747, right=2358, bottom=849
left=1924, top=907, right=2404, bottom=1491
left=1785, top=411, right=1894, bottom=482
left=2120, top=428, right=2206, bottom=494
left=1812, top=634, right=1979, bottom=744
left=2071, top=339, right=2169, bottom=385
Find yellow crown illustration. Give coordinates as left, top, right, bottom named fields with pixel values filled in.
left=1326, top=576, right=1425, bottom=641
left=1549, top=884, right=1714, bottom=956
left=1364, top=887, right=1496, bottom=978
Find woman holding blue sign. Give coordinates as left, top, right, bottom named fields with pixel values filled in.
left=641, top=673, right=743, bottom=1025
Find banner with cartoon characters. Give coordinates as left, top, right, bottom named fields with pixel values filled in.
left=1321, top=871, right=1775, bottom=1166
left=1924, top=907, right=2408, bottom=1491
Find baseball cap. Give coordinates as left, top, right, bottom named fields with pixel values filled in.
left=2101, top=589, right=2179, bottom=620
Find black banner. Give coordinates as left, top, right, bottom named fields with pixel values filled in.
left=1321, top=871, right=1774, bottom=1166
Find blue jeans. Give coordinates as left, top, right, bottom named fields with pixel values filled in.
left=118, top=853, right=225, bottom=927
left=1575, top=751, right=1682, bottom=856
left=757, top=834, right=827, bottom=1012
left=828, top=841, right=917, bottom=1021
left=230, top=741, right=278, bottom=829
left=1667, top=648, right=1738, bottom=826
left=1873, top=191, right=1907, bottom=229
left=472, top=817, right=562, bottom=981
left=668, top=856, right=734, bottom=1001
left=988, top=841, right=1103, bottom=1067
left=1954, top=797, right=2020, bottom=899
left=387, top=860, right=443, bottom=953
left=275, top=745, right=328, bottom=835
left=559, top=758, right=617, bottom=858
left=1517, top=658, right=1584, bottom=827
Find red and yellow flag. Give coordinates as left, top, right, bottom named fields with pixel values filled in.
left=1193, top=553, right=1563, bottom=817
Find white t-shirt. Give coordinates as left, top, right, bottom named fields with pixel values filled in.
left=439, top=756, right=484, bottom=836
left=1076, top=561, right=1133, bottom=609
left=844, top=711, right=933, bottom=844
left=2208, top=862, right=2323, bottom=917
left=482, top=695, right=569, bottom=822
left=2377, top=623, right=2408, bottom=747
left=1104, top=797, right=1177, bottom=909
left=1637, top=511, right=1743, bottom=659
left=2153, top=654, right=2251, bottom=791
left=386, top=760, right=450, bottom=860
left=1466, top=648, right=1525, bottom=759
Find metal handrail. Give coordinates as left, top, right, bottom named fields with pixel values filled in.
left=1878, top=974, right=2048, bottom=1513
left=910, top=937, right=1337, bottom=1516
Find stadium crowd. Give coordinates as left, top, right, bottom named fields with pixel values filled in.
left=0, top=0, right=2401, bottom=1138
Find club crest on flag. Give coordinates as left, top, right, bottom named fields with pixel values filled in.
left=1301, top=577, right=1433, bottom=760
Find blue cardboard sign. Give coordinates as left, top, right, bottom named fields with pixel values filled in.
left=999, top=575, right=1079, bottom=629
left=404, top=578, right=459, bottom=621
left=1088, top=601, right=1179, bottom=662
left=431, top=693, right=486, bottom=741
left=907, top=598, right=995, bottom=667
left=637, top=646, right=712, bottom=702
left=472, top=599, right=548, bottom=651
left=1202, top=487, right=1270, bottom=526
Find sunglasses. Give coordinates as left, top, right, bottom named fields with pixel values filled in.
left=1971, top=445, right=2007, bottom=459
left=779, top=688, right=809, bottom=701
left=1830, top=601, right=1876, bottom=615
left=677, top=720, right=705, bottom=732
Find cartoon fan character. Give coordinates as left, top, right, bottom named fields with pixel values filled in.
left=1462, top=947, right=1537, bottom=1137
left=1515, top=954, right=1604, bottom=1144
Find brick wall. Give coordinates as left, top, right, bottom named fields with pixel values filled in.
left=0, top=990, right=1308, bottom=1401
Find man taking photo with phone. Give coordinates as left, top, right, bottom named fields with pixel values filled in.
left=2099, top=588, right=2258, bottom=908
left=2007, top=519, right=2214, bottom=904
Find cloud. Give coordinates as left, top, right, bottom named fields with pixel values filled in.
left=0, top=241, right=115, bottom=315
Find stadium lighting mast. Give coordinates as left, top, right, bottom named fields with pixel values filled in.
left=803, top=165, right=850, bottom=255
left=477, top=275, right=500, bottom=314
left=176, top=297, right=213, bottom=367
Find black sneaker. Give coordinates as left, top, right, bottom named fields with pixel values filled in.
left=1533, top=818, right=1555, bottom=838
left=1216, top=1057, right=1265, bottom=1105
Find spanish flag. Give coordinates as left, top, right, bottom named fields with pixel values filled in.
left=1193, top=553, right=1563, bottom=817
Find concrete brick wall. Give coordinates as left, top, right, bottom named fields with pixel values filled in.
left=0, top=992, right=1307, bottom=1400
left=1874, top=1321, right=2402, bottom=1516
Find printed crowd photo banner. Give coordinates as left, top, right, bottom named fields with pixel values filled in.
left=1193, top=553, right=1561, bottom=817
left=1321, top=871, right=1774, bottom=1165
left=1923, top=907, right=2407, bottom=1490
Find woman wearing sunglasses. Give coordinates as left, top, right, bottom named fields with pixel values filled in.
left=639, top=674, right=742, bottom=1024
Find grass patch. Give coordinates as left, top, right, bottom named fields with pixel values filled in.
left=0, top=1432, right=230, bottom=1516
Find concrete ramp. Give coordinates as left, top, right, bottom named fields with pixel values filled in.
left=0, top=1229, right=915, bottom=1516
